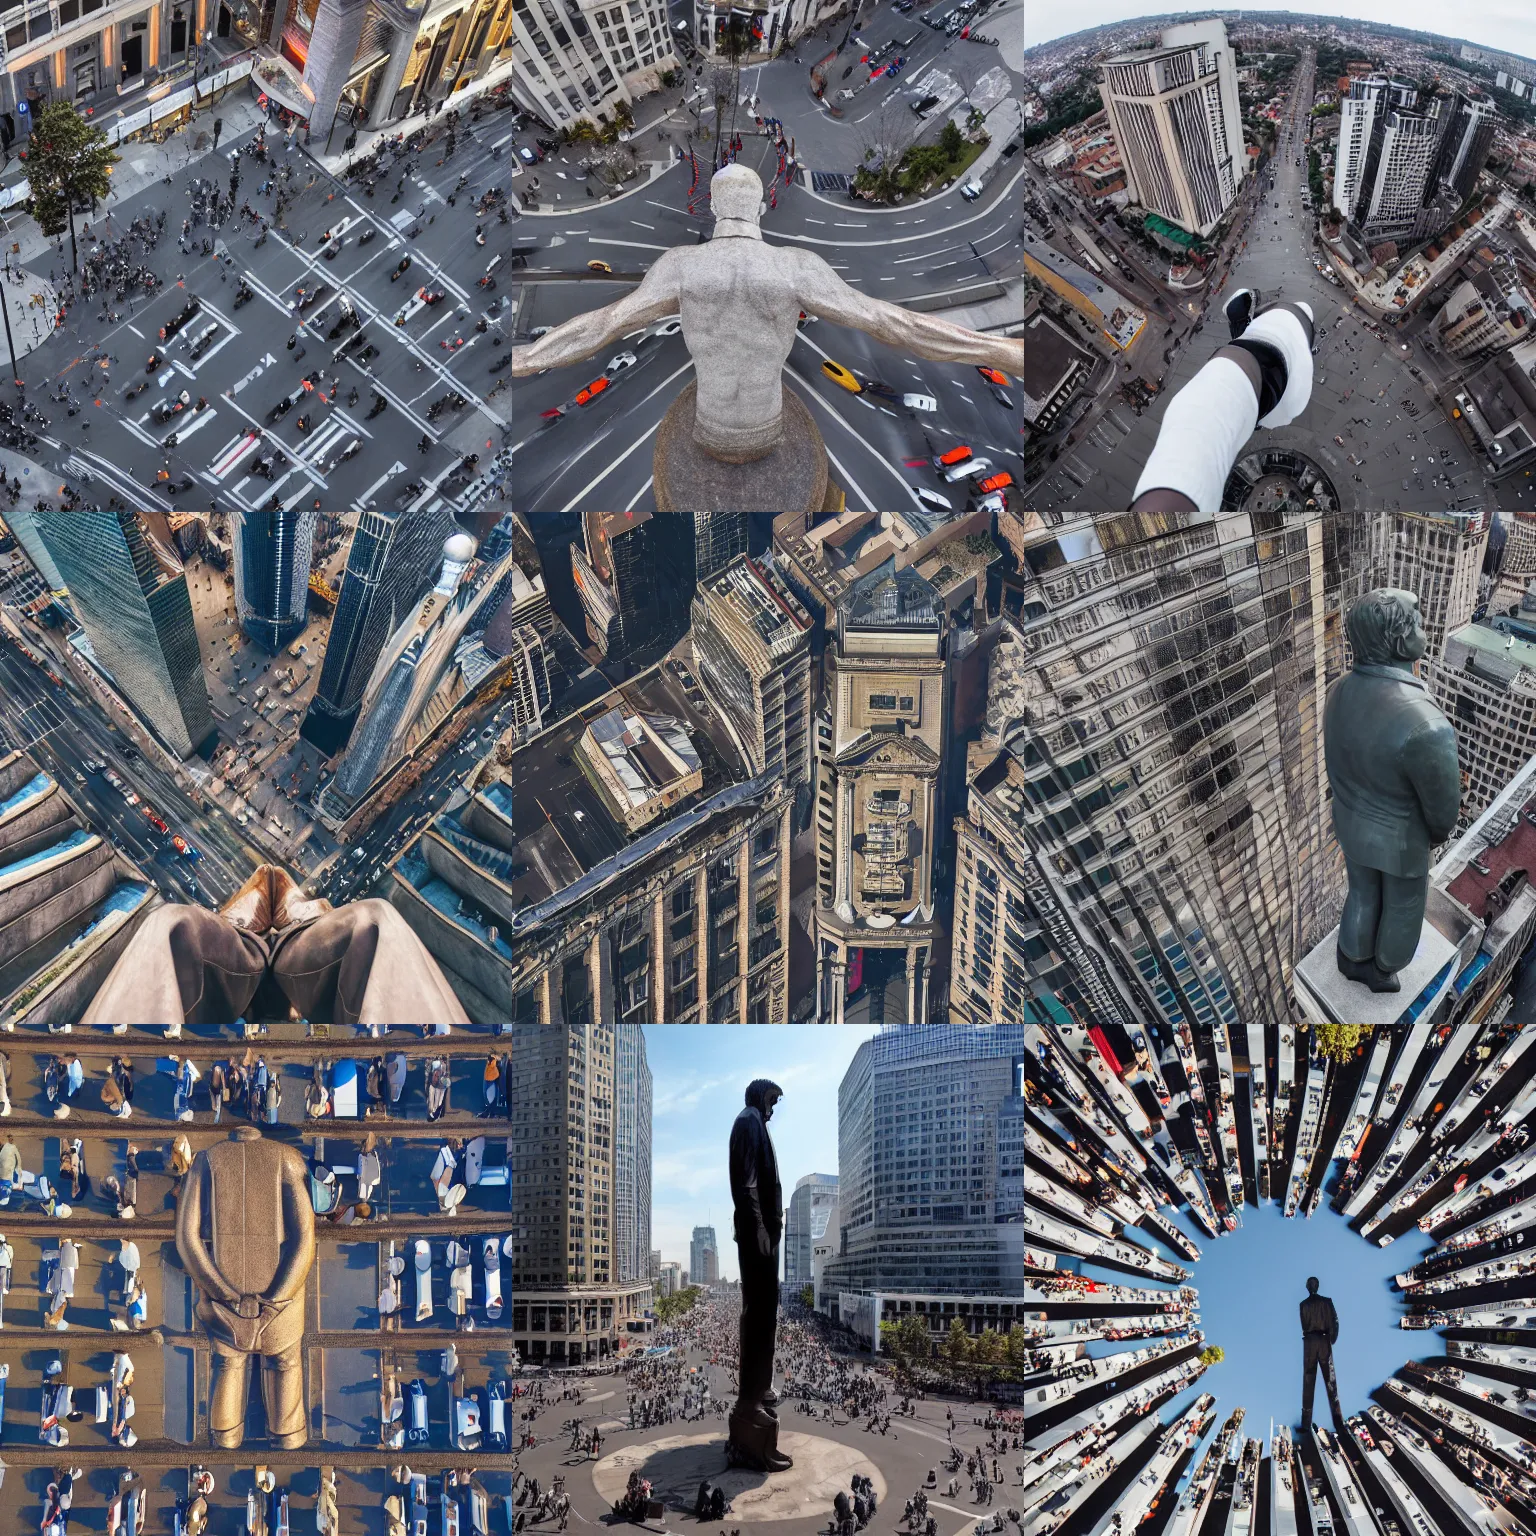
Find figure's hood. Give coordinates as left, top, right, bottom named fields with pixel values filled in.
left=744, top=1078, right=783, bottom=1115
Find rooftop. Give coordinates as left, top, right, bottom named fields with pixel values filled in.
left=696, top=556, right=813, bottom=659
left=493, top=664, right=752, bottom=918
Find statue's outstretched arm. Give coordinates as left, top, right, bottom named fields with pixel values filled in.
left=793, top=251, right=1023, bottom=376
left=510, top=254, right=684, bottom=377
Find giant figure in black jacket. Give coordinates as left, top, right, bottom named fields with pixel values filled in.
left=1299, top=1276, right=1344, bottom=1433
left=728, top=1078, right=791, bottom=1471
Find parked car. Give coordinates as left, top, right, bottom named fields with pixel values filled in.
left=516, top=145, right=540, bottom=165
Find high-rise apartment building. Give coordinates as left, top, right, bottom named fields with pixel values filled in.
left=1360, top=97, right=1444, bottom=245
left=659, top=1260, right=682, bottom=1295
left=571, top=510, right=690, bottom=662
left=1428, top=611, right=1536, bottom=824
left=302, top=508, right=456, bottom=755
left=1097, top=19, right=1246, bottom=238
left=690, top=555, right=814, bottom=784
left=35, top=513, right=215, bottom=759
left=819, top=1025, right=1024, bottom=1298
left=507, top=1022, right=653, bottom=1364
left=3, top=510, right=66, bottom=590
left=784, top=1173, right=839, bottom=1291
left=613, top=1022, right=654, bottom=1288
left=509, top=0, right=675, bottom=131
left=1433, top=93, right=1497, bottom=203
left=812, top=559, right=948, bottom=1024
left=234, top=510, right=316, bottom=652
left=963, top=491, right=1381, bottom=1032
left=690, top=1226, right=719, bottom=1286
left=1374, top=509, right=1489, bottom=659
left=649, top=1249, right=661, bottom=1280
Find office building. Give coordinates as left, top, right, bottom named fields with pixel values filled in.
left=35, top=512, right=215, bottom=759
left=659, top=1260, right=682, bottom=1296
left=810, top=1195, right=839, bottom=1309
left=571, top=510, right=691, bottom=663
left=235, top=510, right=317, bottom=652
left=507, top=1021, right=653, bottom=1364
left=1428, top=610, right=1536, bottom=823
left=3, top=510, right=65, bottom=590
left=693, top=511, right=750, bottom=581
left=397, top=655, right=794, bottom=1024
left=507, top=0, right=674, bottom=131
left=1374, top=509, right=1489, bottom=659
left=1096, top=19, right=1246, bottom=238
left=0, top=748, right=163, bottom=1029
left=1437, top=264, right=1534, bottom=361
left=690, top=555, right=814, bottom=784
left=613, top=1021, right=654, bottom=1287
left=649, top=1249, right=661, bottom=1280
left=1021, top=231, right=1147, bottom=351
left=302, top=508, right=457, bottom=755
left=1433, top=92, right=1497, bottom=204
left=320, top=534, right=529, bottom=822
left=785, top=1173, right=838, bottom=1292
left=838, top=1292, right=1026, bottom=1354
left=690, top=1226, right=719, bottom=1286
left=819, top=1025, right=1024, bottom=1299
left=811, top=558, right=948, bottom=1025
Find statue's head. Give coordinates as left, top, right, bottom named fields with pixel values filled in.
left=745, top=1078, right=784, bottom=1122
left=1306, top=1276, right=1319, bottom=1294
left=711, top=164, right=765, bottom=229
left=1346, top=588, right=1426, bottom=668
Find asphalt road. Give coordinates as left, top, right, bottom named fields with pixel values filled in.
left=16, top=108, right=516, bottom=514
left=1022, top=48, right=1493, bottom=515
left=503, top=0, right=1026, bottom=514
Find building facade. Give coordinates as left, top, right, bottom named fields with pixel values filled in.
left=613, top=1020, right=654, bottom=1287
left=302, top=507, right=456, bottom=755
left=819, top=1025, right=1024, bottom=1299
left=571, top=510, right=691, bottom=663
left=690, top=1225, right=718, bottom=1285
left=507, top=0, right=671, bottom=131
left=1097, top=19, right=1246, bottom=238
left=1374, top=509, right=1488, bottom=659
left=812, top=559, right=947, bottom=1025
left=690, top=554, right=814, bottom=784
left=784, top=1172, right=838, bottom=1292
left=235, top=509, right=317, bottom=653
left=35, top=512, right=215, bottom=759
left=692, top=510, right=750, bottom=582
left=507, top=1020, right=652, bottom=1364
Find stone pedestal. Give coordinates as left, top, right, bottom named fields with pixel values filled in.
left=1294, top=922, right=1458, bottom=1026
left=654, top=383, right=841, bottom=514
left=726, top=1406, right=785, bottom=1473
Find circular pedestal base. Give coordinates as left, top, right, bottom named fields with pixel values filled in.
left=592, top=1430, right=886, bottom=1522
left=654, top=383, right=829, bottom=514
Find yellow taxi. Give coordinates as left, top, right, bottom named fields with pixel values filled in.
left=821, top=359, right=862, bottom=393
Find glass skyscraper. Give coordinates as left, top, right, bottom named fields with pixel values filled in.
left=235, top=510, right=317, bottom=652
left=690, top=1226, right=719, bottom=1285
left=785, top=1172, right=839, bottom=1290
left=302, top=508, right=456, bottom=754
left=820, top=1024, right=1024, bottom=1297
left=614, top=1021, right=653, bottom=1287
left=34, top=512, right=214, bottom=759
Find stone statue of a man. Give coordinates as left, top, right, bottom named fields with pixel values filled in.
left=176, top=1125, right=316, bottom=1448
left=510, top=164, right=1024, bottom=461
left=1323, top=589, right=1461, bottom=993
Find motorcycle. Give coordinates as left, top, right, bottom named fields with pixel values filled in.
left=391, top=256, right=413, bottom=282
left=358, top=226, right=377, bottom=245
left=367, top=394, right=388, bottom=419
left=125, top=382, right=149, bottom=400
left=234, top=283, right=255, bottom=308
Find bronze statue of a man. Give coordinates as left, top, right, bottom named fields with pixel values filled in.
left=1323, top=589, right=1461, bottom=993
left=175, top=1125, right=316, bottom=1448
left=728, top=1078, right=790, bottom=1472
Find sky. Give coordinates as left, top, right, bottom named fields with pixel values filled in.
left=642, top=1024, right=880, bottom=1283
left=1084, top=1199, right=1432, bottom=1435
left=1024, top=4, right=1536, bottom=65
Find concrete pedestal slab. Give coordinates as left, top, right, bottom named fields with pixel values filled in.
left=592, top=1430, right=886, bottom=1521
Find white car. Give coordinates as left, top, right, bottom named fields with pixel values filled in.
left=650, top=318, right=683, bottom=337
left=959, top=180, right=983, bottom=201
left=943, top=456, right=990, bottom=483
left=903, top=393, right=938, bottom=412
left=607, top=351, right=638, bottom=373
left=914, top=487, right=952, bottom=510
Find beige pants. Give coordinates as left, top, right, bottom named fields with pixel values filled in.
left=81, top=900, right=469, bottom=1028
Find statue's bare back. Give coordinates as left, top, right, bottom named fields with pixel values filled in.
left=510, top=164, right=1025, bottom=462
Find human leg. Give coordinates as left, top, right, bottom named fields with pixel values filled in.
left=1337, top=860, right=1382, bottom=965
left=1377, top=872, right=1429, bottom=975
left=1300, top=1338, right=1319, bottom=1431
left=80, top=906, right=268, bottom=1028
left=270, top=899, right=469, bottom=1026
left=210, top=1348, right=254, bottom=1448
left=262, top=1343, right=307, bottom=1448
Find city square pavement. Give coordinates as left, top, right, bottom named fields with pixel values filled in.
left=511, top=1308, right=1018, bottom=1536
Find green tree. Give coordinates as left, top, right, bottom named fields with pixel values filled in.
left=1314, top=1024, right=1366, bottom=1062
left=25, top=101, right=119, bottom=274
left=939, top=119, right=964, bottom=160
left=942, top=1317, right=973, bottom=1388
left=1198, top=1345, right=1225, bottom=1366
left=799, top=1285, right=815, bottom=1309
left=653, top=1285, right=703, bottom=1324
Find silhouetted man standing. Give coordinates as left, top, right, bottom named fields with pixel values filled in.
left=1300, top=1276, right=1343, bottom=1432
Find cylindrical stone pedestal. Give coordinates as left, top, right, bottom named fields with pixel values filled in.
left=654, top=382, right=831, bottom=514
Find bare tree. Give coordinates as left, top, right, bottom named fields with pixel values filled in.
left=856, top=96, right=918, bottom=173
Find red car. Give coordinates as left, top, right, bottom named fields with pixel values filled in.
left=977, top=366, right=1010, bottom=387
left=978, top=471, right=1014, bottom=494
left=145, top=813, right=170, bottom=834
left=932, top=444, right=972, bottom=468
left=173, top=835, right=191, bottom=855
left=575, top=376, right=610, bottom=406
